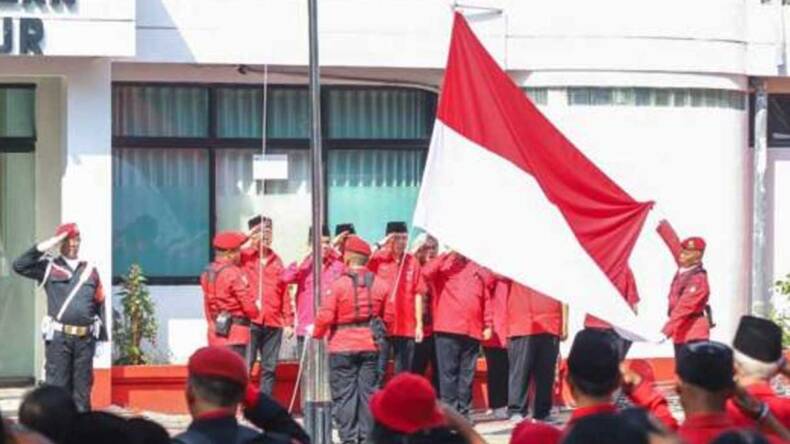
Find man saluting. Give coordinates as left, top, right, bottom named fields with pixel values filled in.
left=13, top=223, right=108, bottom=412
left=657, top=219, right=711, bottom=357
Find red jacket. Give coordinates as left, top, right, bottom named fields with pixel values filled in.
left=313, top=268, right=387, bottom=354
left=482, top=273, right=509, bottom=348
left=241, top=248, right=293, bottom=328
left=507, top=283, right=564, bottom=338
left=200, top=258, right=259, bottom=347
left=726, top=381, right=790, bottom=431
left=657, top=221, right=710, bottom=343
left=422, top=253, right=492, bottom=341
left=369, top=249, right=427, bottom=338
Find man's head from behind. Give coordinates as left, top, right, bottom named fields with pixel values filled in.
left=343, top=235, right=372, bottom=268
left=185, top=347, right=249, bottom=418
left=567, top=329, right=621, bottom=405
left=19, top=384, right=78, bottom=444
left=733, top=315, right=783, bottom=382
left=675, top=341, right=734, bottom=415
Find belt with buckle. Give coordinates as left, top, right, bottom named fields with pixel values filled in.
left=52, top=321, right=90, bottom=337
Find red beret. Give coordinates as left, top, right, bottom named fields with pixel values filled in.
left=681, top=237, right=706, bottom=252
left=510, top=420, right=562, bottom=444
left=55, top=223, right=79, bottom=239
left=344, top=235, right=371, bottom=257
left=369, top=373, right=445, bottom=434
left=188, top=346, right=248, bottom=386
left=213, top=231, right=247, bottom=251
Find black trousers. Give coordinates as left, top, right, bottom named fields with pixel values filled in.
left=374, top=337, right=391, bottom=388
left=413, top=336, right=441, bottom=396
left=329, top=352, right=378, bottom=444
left=45, top=331, right=95, bottom=412
left=247, top=324, right=283, bottom=395
left=483, top=347, right=509, bottom=410
left=507, top=334, right=559, bottom=419
left=434, top=333, right=480, bottom=417
left=390, top=336, right=416, bottom=375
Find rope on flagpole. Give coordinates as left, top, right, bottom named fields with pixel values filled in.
left=289, top=339, right=310, bottom=414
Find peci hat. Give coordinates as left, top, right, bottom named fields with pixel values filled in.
left=55, top=223, right=80, bottom=239
left=212, top=231, right=248, bottom=251
left=369, top=373, right=445, bottom=434
left=187, top=346, right=248, bottom=387
left=344, top=235, right=371, bottom=257
left=567, top=329, right=620, bottom=388
left=733, top=315, right=783, bottom=363
left=676, top=341, right=734, bottom=392
left=335, top=223, right=356, bottom=236
left=385, top=221, right=408, bottom=235
left=247, top=215, right=272, bottom=231
left=308, top=224, right=331, bottom=241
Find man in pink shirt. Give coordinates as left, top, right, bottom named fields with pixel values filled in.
left=281, top=225, right=346, bottom=359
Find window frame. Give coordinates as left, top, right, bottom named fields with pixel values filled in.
left=112, top=82, right=436, bottom=285
left=0, top=84, right=36, bottom=153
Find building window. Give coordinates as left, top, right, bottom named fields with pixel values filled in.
left=0, top=85, right=35, bottom=152
left=567, top=87, right=745, bottom=110
left=112, top=84, right=435, bottom=283
left=523, top=88, right=549, bottom=106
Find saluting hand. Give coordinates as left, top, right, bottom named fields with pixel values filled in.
left=37, top=231, right=69, bottom=253
left=482, top=327, right=493, bottom=341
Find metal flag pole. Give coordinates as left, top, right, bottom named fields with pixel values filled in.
left=305, top=0, right=332, bottom=442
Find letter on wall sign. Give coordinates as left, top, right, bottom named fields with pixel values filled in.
left=20, top=18, right=43, bottom=55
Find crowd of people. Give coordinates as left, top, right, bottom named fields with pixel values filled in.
left=6, top=218, right=790, bottom=443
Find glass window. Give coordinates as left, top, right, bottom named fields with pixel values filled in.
left=215, top=87, right=310, bottom=139
left=112, top=148, right=210, bottom=277
left=326, top=88, right=432, bottom=139
left=568, top=88, right=592, bottom=105
left=214, top=148, right=311, bottom=261
left=654, top=89, right=671, bottom=107
left=0, top=87, right=35, bottom=138
left=634, top=88, right=652, bottom=106
left=113, top=85, right=209, bottom=137
left=327, top=149, right=426, bottom=243
left=524, top=88, right=548, bottom=106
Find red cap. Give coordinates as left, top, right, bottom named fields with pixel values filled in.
left=681, top=237, right=706, bottom=252
left=188, top=346, right=248, bottom=386
left=55, top=223, right=79, bottom=239
left=369, top=373, right=445, bottom=434
left=344, top=235, right=371, bottom=257
left=212, top=231, right=247, bottom=250
left=510, top=420, right=562, bottom=444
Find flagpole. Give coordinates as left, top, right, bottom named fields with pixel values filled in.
left=305, top=0, right=332, bottom=442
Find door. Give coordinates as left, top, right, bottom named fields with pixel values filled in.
left=0, top=85, right=36, bottom=383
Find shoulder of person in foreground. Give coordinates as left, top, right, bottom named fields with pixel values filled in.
left=243, top=386, right=311, bottom=444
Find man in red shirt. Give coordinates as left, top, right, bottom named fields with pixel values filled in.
left=200, top=231, right=259, bottom=358
left=507, top=283, right=566, bottom=422
left=369, top=221, right=427, bottom=385
left=657, top=219, right=711, bottom=357
left=423, top=251, right=493, bottom=419
left=727, top=315, right=790, bottom=431
left=313, top=235, right=387, bottom=444
left=481, top=271, right=510, bottom=420
left=410, top=234, right=441, bottom=393
left=241, top=216, right=293, bottom=396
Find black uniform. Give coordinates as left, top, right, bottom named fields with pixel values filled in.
left=13, top=246, right=108, bottom=412
left=173, top=391, right=310, bottom=444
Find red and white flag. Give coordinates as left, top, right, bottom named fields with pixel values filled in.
left=414, top=13, right=657, bottom=340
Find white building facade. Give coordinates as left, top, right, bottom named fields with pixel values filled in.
left=1, top=0, right=789, bottom=386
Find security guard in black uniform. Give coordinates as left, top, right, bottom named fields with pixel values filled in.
left=13, top=223, right=108, bottom=412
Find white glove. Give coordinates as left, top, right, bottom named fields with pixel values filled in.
left=305, top=324, right=314, bottom=335
left=37, top=232, right=68, bottom=253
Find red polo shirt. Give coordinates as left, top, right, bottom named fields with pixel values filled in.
left=422, top=253, right=492, bottom=341
left=507, top=283, right=563, bottom=337
left=368, top=249, right=427, bottom=338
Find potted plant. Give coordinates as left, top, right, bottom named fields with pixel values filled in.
left=113, top=264, right=158, bottom=365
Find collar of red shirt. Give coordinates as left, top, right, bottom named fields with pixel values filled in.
left=744, top=381, right=776, bottom=397
left=195, top=408, right=236, bottom=421
left=568, top=403, right=617, bottom=424
left=680, top=412, right=734, bottom=431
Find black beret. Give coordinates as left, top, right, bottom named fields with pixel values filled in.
left=568, top=329, right=620, bottom=387
left=335, top=223, right=356, bottom=236
left=676, top=341, right=734, bottom=392
left=248, top=215, right=272, bottom=230
left=385, top=221, right=408, bottom=235
left=734, top=315, right=783, bottom=363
